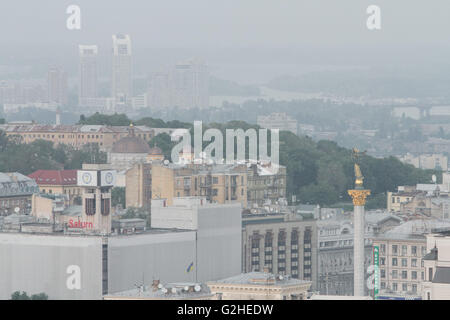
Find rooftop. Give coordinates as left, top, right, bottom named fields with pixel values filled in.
left=105, top=283, right=212, bottom=300
left=29, top=170, right=77, bottom=186
left=208, top=272, right=310, bottom=287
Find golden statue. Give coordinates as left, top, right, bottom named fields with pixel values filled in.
left=348, top=148, right=370, bottom=206
left=351, top=148, right=366, bottom=189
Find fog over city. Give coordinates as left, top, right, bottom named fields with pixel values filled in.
left=2, top=0, right=450, bottom=82
left=2, top=0, right=450, bottom=305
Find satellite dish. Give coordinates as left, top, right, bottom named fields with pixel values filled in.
left=163, top=160, right=170, bottom=165
left=184, top=286, right=189, bottom=291
left=432, top=175, right=437, bottom=183
left=194, top=285, right=201, bottom=292
left=14, top=207, right=20, bottom=213
left=157, top=283, right=163, bottom=289
left=161, top=288, right=168, bottom=294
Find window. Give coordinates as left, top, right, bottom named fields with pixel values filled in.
left=429, top=268, right=433, bottom=281
left=401, top=245, right=407, bottom=256
left=392, top=258, right=398, bottom=266
left=393, top=283, right=398, bottom=291
left=381, top=269, right=386, bottom=278
left=381, top=282, right=386, bottom=289
left=392, top=245, right=398, bottom=255
left=402, top=283, right=408, bottom=291
left=411, top=259, right=417, bottom=267
left=412, top=284, right=417, bottom=293
left=412, top=271, right=417, bottom=280
left=392, top=270, right=398, bottom=279
left=401, top=258, right=407, bottom=267
left=402, top=271, right=408, bottom=279
left=380, top=257, right=385, bottom=266
left=380, top=244, right=386, bottom=254
left=411, top=246, right=417, bottom=256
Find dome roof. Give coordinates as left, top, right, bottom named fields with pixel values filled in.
left=111, top=136, right=151, bottom=154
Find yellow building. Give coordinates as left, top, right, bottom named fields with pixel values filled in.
left=28, top=170, right=82, bottom=205
left=0, top=124, right=155, bottom=151
left=152, top=163, right=248, bottom=207
left=125, top=163, right=152, bottom=209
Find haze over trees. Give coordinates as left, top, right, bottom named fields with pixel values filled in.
left=75, top=114, right=435, bottom=207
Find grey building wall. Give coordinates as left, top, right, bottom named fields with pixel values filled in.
left=196, top=205, right=242, bottom=282
left=0, top=233, right=103, bottom=300
left=107, top=231, right=196, bottom=294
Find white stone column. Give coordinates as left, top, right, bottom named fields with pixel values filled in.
left=353, top=205, right=365, bottom=296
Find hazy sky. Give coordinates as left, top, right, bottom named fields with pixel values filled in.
left=1, top=0, right=449, bottom=47
left=1, top=1, right=450, bottom=82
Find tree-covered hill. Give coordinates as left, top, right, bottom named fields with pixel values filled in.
left=30, top=114, right=438, bottom=207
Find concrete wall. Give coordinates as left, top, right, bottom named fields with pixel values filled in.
left=107, top=231, right=197, bottom=294
left=196, top=204, right=242, bottom=282
left=0, top=233, right=103, bottom=300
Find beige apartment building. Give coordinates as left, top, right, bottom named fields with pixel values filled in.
left=371, top=219, right=450, bottom=296
left=0, top=124, right=155, bottom=151
left=28, top=170, right=82, bottom=205
left=422, top=230, right=450, bottom=300
left=125, top=163, right=152, bottom=209
left=152, top=163, right=286, bottom=208
left=373, top=234, right=426, bottom=295
left=152, top=163, right=248, bottom=207
left=398, top=153, right=448, bottom=171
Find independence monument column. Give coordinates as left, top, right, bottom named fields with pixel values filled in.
left=347, top=148, right=370, bottom=297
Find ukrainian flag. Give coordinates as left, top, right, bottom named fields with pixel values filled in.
left=186, top=262, right=194, bottom=273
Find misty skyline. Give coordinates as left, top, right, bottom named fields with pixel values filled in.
left=1, top=1, right=450, bottom=83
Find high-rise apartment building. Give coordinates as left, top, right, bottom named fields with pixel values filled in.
left=147, top=59, right=209, bottom=110
left=112, top=34, right=133, bottom=108
left=79, top=45, right=99, bottom=106
left=47, top=67, right=68, bottom=106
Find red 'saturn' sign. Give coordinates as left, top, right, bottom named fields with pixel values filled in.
left=69, top=219, right=93, bottom=229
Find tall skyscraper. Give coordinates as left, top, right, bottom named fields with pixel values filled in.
left=170, top=59, right=209, bottom=109
left=47, top=67, right=68, bottom=106
left=78, top=45, right=99, bottom=107
left=112, top=34, right=132, bottom=108
left=147, top=59, right=209, bottom=110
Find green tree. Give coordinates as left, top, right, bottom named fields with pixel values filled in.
left=111, top=187, right=126, bottom=208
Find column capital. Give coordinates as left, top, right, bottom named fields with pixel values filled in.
left=348, top=189, right=371, bottom=206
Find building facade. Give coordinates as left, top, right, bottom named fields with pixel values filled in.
left=125, top=163, right=152, bottom=210
left=0, top=124, right=155, bottom=152
left=28, top=170, right=82, bottom=205
left=79, top=45, right=99, bottom=107
left=112, top=34, right=132, bottom=108
left=0, top=172, right=39, bottom=216
left=242, top=212, right=318, bottom=290
left=257, top=113, right=298, bottom=135
left=207, top=272, right=311, bottom=300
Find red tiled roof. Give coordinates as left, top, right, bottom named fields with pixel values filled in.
left=28, top=170, right=78, bottom=186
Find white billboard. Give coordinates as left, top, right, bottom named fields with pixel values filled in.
left=100, top=170, right=117, bottom=187
left=77, top=170, right=98, bottom=187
